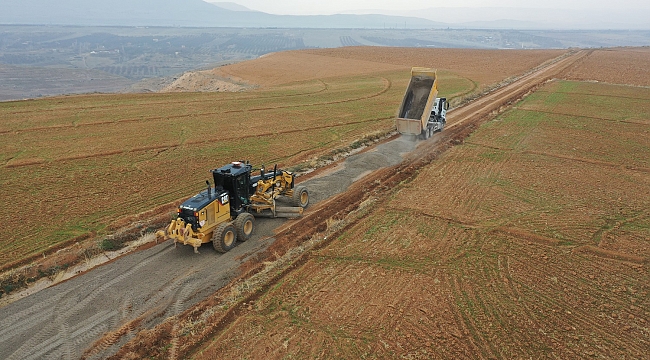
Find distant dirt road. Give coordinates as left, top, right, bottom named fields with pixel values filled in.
left=0, top=50, right=585, bottom=360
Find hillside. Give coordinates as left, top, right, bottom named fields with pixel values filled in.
left=0, top=0, right=441, bottom=28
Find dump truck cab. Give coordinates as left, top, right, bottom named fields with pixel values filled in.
left=431, top=97, right=448, bottom=122
left=427, top=97, right=449, bottom=133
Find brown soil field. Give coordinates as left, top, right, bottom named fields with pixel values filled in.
left=102, top=49, right=649, bottom=359
left=212, top=47, right=566, bottom=89
left=564, top=48, right=650, bottom=87
left=211, top=51, right=404, bottom=87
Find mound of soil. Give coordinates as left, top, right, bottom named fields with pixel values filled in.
left=160, top=69, right=254, bottom=92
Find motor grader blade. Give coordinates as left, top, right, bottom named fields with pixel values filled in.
left=275, top=206, right=303, bottom=215
left=253, top=205, right=304, bottom=218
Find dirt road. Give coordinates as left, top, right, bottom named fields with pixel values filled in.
left=0, top=50, right=586, bottom=360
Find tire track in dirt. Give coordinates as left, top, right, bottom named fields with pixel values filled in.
left=7, top=310, right=115, bottom=360
left=533, top=89, right=650, bottom=102
left=592, top=211, right=649, bottom=246
left=484, top=252, right=556, bottom=357
left=0, top=293, right=62, bottom=341
left=454, top=244, right=569, bottom=357
left=464, top=140, right=650, bottom=174
left=504, top=246, right=645, bottom=348
left=522, top=150, right=650, bottom=173
left=447, top=275, right=489, bottom=358
left=390, top=207, right=479, bottom=228
left=454, top=239, right=540, bottom=358
left=3, top=116, right=391, bottom=169
left=85, top=286, right=189, bottom=360
left=521, top=278, right=644, bottom=356
left=574, top=246, right=647, bottom=264
left=556, top=49, right=594, bottom=80
left=516, top=107, right=650, bottom=125
left=395, top=142, right=515, bottom=226
left=81, top=263, right=229, bottom=359
left=1, top=242, right=181, bottom=359
left=78, top=231, right=280, bottom=359
left=2, top=77, right=389, bottom=135
left=286, top=262, right=470, bottom=357
left=495, top=227, right=562, bottom=246
left=82, top=318, right=142, bottom=360
left=3, top=79, right=330, bottom=117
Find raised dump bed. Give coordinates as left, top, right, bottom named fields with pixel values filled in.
left=395, top=67, right=439, bottom=137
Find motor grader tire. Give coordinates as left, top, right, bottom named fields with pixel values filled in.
left=234, top=212, right=254, bottom=242
left=291, top=185, right=309, bottom=208
left=212, top=223, right=237, bottom=253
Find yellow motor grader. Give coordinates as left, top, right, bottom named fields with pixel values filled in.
left=157, top=161, right=309, bottom=253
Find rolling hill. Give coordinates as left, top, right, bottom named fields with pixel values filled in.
left=0, top=0, right=443, bottom=28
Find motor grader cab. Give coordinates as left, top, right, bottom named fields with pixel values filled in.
left=157, top=161, right=309, bottom=254
left=211, top=161, right=255, bottom=216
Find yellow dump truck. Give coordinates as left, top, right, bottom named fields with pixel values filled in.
left=396, top=67, right=449, bottom=140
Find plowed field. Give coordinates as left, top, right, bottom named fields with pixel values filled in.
left=214, top=47, right=565, bottom=89
left=564, top=48, right=650, bottom=87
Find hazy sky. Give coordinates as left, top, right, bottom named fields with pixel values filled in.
left=208, top=0, right=648, bottom=15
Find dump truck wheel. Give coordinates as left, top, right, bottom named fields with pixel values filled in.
left=234, top=213, right=254, bottom=241
left=212, top=223, right=237, bottom=253
left=291, top=185, right=309, bottom=208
